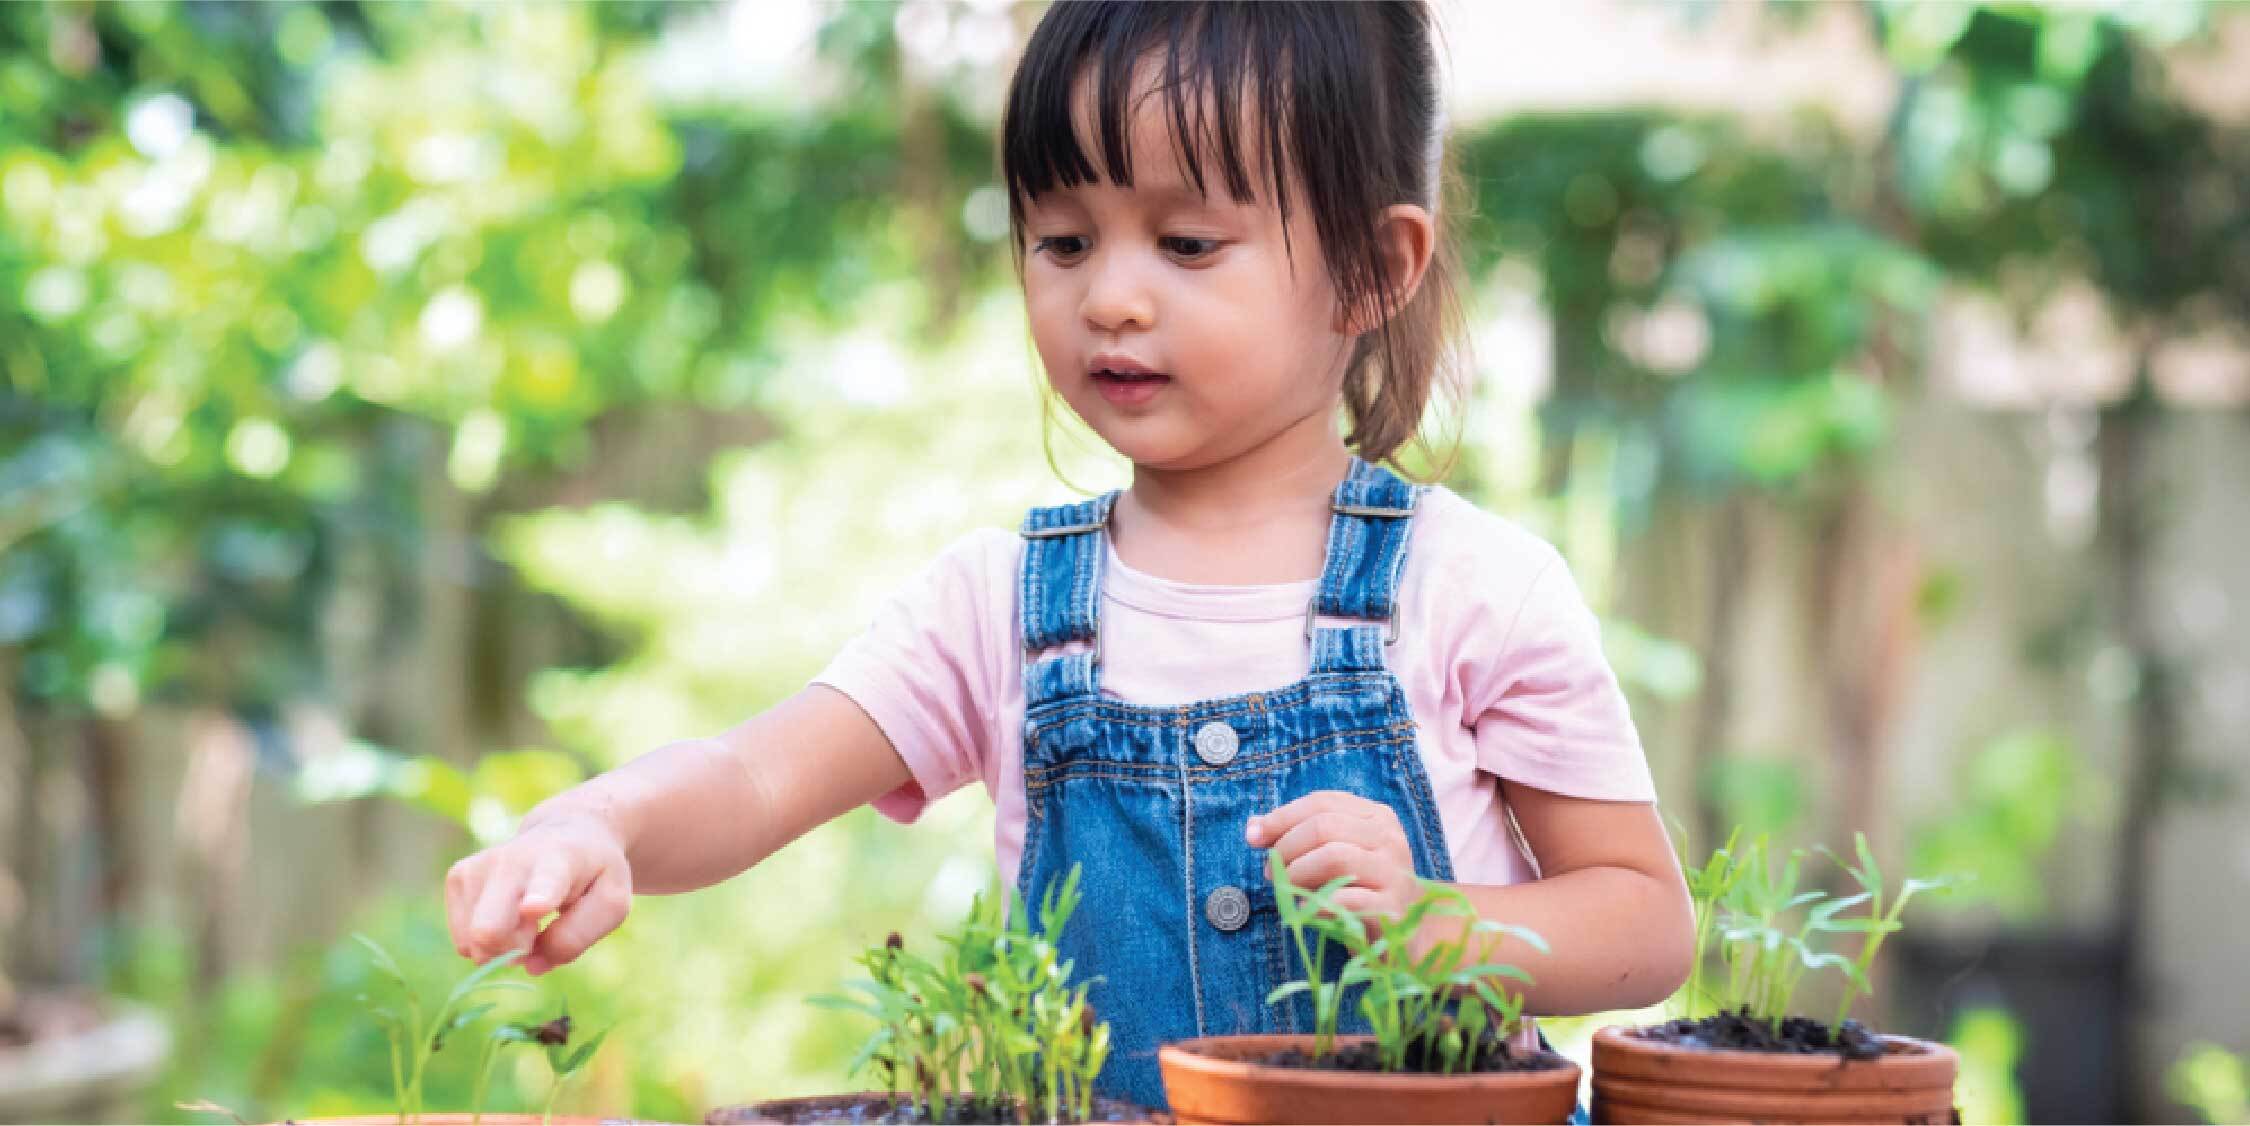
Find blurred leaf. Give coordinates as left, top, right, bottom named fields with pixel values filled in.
left=1701, top=754, right=1806, bottom=837
left=470, top=749, right=587, bottom=815
left=2170, top=1042, right=2250, bottom=1126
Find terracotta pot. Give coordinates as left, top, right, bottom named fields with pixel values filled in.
left=1157, top=1034, right=1580, bottom=1125
left=1589, top=1025, right=1959, bottom=1124
left=705, top=1093, right=1163, bottom=1124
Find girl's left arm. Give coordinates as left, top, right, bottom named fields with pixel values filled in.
left=1248, top=785, right=1694, bottom=1016
left=1453, top=782, right=1693, bottom=1015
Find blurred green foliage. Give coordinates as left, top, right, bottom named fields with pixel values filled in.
left=1951, top=1004, right=2028, bottom=1126
left=1909, top=728, right=2094, bottom=923
left=2170, top=1042, right=2250, bottom=1126
left=3, top=0, right=2246, bottom=1121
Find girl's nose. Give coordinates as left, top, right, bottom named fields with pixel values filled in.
left=1081, top=253, right=1154, bottom=334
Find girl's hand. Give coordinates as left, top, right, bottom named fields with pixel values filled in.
left=445, top=809, right=633, bottom=976
left=1245, top=790, right=1419, bottom=922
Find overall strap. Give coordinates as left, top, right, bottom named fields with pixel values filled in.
left=1019, top=490, right=1119, bottom=708
left=1309, top=458, right=1424, bottom=675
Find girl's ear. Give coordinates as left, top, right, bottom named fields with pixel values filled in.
left=1335, top=203, right=1436, bottom=337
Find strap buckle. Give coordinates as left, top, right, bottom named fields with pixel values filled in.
left=1332, top=501, right=1415, bottom=518
left=1305, top=598, right=1401, bottom=646
left=1022, top=500, right=1111, bottom=661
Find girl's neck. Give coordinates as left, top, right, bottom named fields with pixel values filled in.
left=1108, top=415, right=1354, bottom=586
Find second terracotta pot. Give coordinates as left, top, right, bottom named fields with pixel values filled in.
left=1157, top=1034, right=1581, bottom=1125
left=1589, top=1025, right=1959, bottom=1124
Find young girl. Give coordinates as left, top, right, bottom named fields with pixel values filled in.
left=446, top=1, right=1692, bottom=1110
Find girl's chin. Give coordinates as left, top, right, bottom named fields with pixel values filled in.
left=1083, top=420, right=1203, bottom=468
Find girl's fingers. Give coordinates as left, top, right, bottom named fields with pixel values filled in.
left=1270, top=809, right=1397, bottom=866
left=467, top=860, right=534, bottom=959
left=525, top=864, right=631, bottom=976
left=1248, top=790, right=1386, bottom=848
left=518, top=850, right=577, bottom=921
left=1331, top=887, right=1386, bottom=917
left=444, top=856, right=483, bottom=957
left=1283, top=839, right=1388, bottom=892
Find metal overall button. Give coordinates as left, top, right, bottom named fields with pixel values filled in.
left=1205, top=886, right=1251, bottom=932
left=1192, top=721, right=1239, bottom=766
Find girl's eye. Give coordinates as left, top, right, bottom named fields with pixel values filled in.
left=1032, top=235, right=1088, bottom=260
left=1159, top=235, right=1221, bottom=260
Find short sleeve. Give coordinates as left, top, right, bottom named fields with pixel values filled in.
left=810, top=529, right=1016, bottom=823
left=1465, top=550, right=1658, bottom=802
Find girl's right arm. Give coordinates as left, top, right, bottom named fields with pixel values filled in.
left=443, top=684, right=909, bottom=974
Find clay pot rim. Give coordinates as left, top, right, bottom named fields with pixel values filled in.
left=1593, top=1024, right=1961, bottom=1072
left=1159, top=1033, right=1581, bottom=1092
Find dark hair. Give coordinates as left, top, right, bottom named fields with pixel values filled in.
left=1001, top=0, right=1466, bottom=475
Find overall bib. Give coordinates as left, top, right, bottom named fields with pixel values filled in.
left=1013, top=457, right=1456, bottom=1110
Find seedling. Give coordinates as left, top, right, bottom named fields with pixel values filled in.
left=1824, top=832, right=1950, bottom=1030
left=478, top=999, right=613, bottom=1125
left=1265, top=849, right=1548, bottom=1074
left=1675, top=832, right=1951, bottom=1036
left=354, top=933, right=531, bottom=1124
left=812, top=865, right=1111, bottom=1124
left=1673, top=824, right=1748, bottom=1019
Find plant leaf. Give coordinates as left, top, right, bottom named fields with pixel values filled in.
left=1486, top=923, right=1550, bottom=956
left=558, top=1025, right=612, bottom=1075
left=352, top=933, right=411, bottom=991
left=444, top=950, right=526, bottom=1010
left=1456, top=963, right=1536, bottom=986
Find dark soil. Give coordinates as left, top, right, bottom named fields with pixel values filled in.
left=709, top=1094, right=1157, bottom=1125
left=1252, top=1033, right=1570, bottom=1075
left=1640, top=1008, right=1887, bottom=1060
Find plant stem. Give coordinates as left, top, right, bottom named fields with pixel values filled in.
left=387, top=1038, right=407, bottom=1126
left=471, top=1038, right=501, bottom=1126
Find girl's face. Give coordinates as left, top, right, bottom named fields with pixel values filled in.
left=1019, top=71, right=1355, bottom=472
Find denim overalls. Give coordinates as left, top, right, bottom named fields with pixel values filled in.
left=1013, top=457, right=1457, bottom=1109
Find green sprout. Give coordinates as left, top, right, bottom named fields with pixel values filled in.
left=1264, top=849, right=1547, bottom=1074
left=1673, top=823, right=1748, bottom=1019
left=1824, top=832, right=1951, bottom=1031
left=480, top=999, right=612, bottom=1125
left=812, top=865, right=1110, bottom=1124
left=354, top=934, right=532, bottom=1124
left=1674, top=831, right=1953, bottom=1036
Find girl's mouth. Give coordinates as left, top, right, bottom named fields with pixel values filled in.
left=1091, top=366, right=1171, bottom=406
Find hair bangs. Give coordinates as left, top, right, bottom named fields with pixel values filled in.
left=1001, top=3, right=1300, bottom=242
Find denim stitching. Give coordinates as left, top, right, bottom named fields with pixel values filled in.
left=1023, top=693, right=1407, bottom=738
left=1390, top=734, right=1456, bottom=883
left=1025, top=725, right=1417, bottom=786
left=1024, top=728, right=1419, bottom=787
left=1021, top=534, right=1040, bottom=650
left=1177, top=727, right=1207, bottom=1037
left=1372, top=484, right=1423, bottom=620
left=1022, top=674, right=1396, bottom=731
left=1258, top=773, right=1299, bottom=1034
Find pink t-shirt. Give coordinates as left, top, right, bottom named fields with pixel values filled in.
left=812, top=484, right=1657, bottom=889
